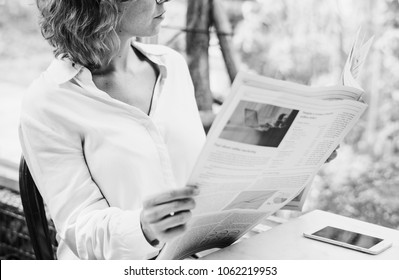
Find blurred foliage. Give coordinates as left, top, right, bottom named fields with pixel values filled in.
left=229, top=0, right=399, bottom=229
left=0, top=0, right=52, bottom=85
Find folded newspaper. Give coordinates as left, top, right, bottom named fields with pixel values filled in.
left=157, top=31, right=372, bottom=260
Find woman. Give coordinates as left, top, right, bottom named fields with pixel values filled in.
left=19, top=0, right=205, bottom=259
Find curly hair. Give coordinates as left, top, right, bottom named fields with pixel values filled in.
left=37, top=0, right=121, bottom=70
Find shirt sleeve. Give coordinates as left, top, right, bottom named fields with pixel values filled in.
left=19, top=106, right=159, bottom=260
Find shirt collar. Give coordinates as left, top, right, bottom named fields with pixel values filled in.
left=45, top=57, right=83, bottom=85
left=44, top=39, right=168, bottom=85
left=131, top=40, right=168, bottom=79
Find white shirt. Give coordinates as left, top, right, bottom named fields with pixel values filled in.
left=19, top=42, right=206, bottom=259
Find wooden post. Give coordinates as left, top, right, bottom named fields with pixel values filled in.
left=186, top=0, right=215, bottom=132
left=186, top=0, right=213, bottom=112
left=211, top=0, right=239, bottom=83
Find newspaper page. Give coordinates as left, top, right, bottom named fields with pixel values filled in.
left=286, top=29, right=374, bottom=211
left=157, top=73, right=368, bottom=259
left=341, top=28, right=374, bottom=88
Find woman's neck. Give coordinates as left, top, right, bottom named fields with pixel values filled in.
left=93, top=36, right=139, bottom=75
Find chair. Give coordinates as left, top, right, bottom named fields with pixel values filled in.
left=19, top=156, right=55, bottom=259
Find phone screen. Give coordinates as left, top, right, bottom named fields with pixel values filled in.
left=311, top=226, right=383, bottom=249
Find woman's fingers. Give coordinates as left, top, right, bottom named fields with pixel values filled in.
left=326, top=150, right=338, bottom=163
left=326, top=145, right=340, bottom=163
left=143, top=185, right=199, bottom=208
left=140, top=186, right=199, bottom=244
left=159, top=224, right=188, bottom=240
left=143, top=197, right=196, bottom=222
left=152, top=211, right=193, bottom=234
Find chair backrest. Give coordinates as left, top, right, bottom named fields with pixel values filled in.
left=19, top=156, right=55, bottom=260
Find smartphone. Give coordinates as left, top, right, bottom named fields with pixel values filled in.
left=303, top=226, right=392, bottom=255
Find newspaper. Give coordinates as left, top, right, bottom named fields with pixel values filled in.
left=157, top=71, right=368, bottom=259
left=156, top=30, right=372, bottom=260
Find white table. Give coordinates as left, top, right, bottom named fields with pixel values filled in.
left=202, top=210, right=399, bottom=259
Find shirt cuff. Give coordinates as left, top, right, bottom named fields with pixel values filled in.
left=112, top=208, right=161, bottom=259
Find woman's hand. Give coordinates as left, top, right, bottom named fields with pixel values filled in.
left=325, top=145, right=340, bottom=163
left=140, top=185, right=199, bottom=247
